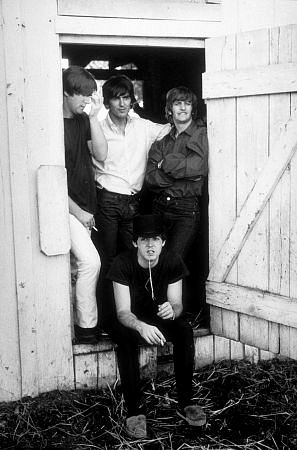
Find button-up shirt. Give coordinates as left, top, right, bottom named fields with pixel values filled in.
left=93, top=114, right=170, bottom=195
left=145, top=119, right=208, bottom=198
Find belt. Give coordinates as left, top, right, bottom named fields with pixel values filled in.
left=97, top=187, right=140, bottom=198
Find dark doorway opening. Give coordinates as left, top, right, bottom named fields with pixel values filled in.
left=62, top=43, right=209, bottom=327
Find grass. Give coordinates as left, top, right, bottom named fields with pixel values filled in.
left=1, top=358, right=297, bottom=449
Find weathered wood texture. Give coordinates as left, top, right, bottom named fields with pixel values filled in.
left=0, top=0, right=74, bottom=401
left=56, top=0, right=222, bottom=40
left=73, top=330, right=279, bottom=389
left=205, top=24, right=297, bottom=355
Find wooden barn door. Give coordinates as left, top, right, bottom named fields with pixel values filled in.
left=203, top=24, right=297, bottom=358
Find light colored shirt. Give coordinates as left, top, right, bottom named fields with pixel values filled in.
left=93, top=114, right=170, bottom=195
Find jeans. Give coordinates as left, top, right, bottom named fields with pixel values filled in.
left=152, top=193, right=201, bottom=259
left=93, top=189, right=140, bottom=325
left=69, top=214, right=101, bottom=328
left=106, top=316, right=194, bottom=416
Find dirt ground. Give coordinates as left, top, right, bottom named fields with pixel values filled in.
left=1, top=358, right=297, bottom=449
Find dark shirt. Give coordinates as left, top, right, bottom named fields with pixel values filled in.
left=107, top=248, right=188, bottom=321
left=145, top=119, right=208, bottom=198
left=64, top=113, right=97, bottom=214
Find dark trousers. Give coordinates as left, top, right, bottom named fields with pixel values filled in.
left=92, top=189, right=140, bottom=325
left=152, top=193, right=200, bottom=259
left=106, top=316, right=194, bottom=416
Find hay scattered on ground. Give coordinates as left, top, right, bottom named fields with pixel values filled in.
left=1, top=358, right=297, bottom=449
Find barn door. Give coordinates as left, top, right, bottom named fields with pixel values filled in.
left=202, top=24, right=297, bottom=357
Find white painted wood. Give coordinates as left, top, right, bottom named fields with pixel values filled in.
left=210, top=306, right=223, bottom=335
left=290, top=26, right=297, bottom=299
left=205, top=34, right=237, bottom=282
left=244, top=345, right=259, bottom=364
left=240, top=315, right=269, bottom=351
left=208, top=112, right=297, bottom=282
left=221, top=0, right=297, bottom=34
left=98, top=351, right=117, bottom=389
left=1, top=0, right=38, bottom=399
left=19, top=0, right=73, bottom=395
left=214, top=335, right=230, bottom=362
left=37, top=166, right=70, bottom=256
left=269, top=26, right=292, bottom=297
left=207, top=281, right=297, bottom=328
left=268, top=322, right=280, bottom=354
left=56, top=15, right=222, bottom=39
left=230, top=340, right=244, bottom=360
left=74, top=353, right=98, bottom=389
left=236, top=29, right=270, bottom=291
left=59, top=34, right=205, bottom=48
left=203, top=62, right=297, bottom=99
left=0, top=1, right=22, bottom=401
left=279, top=325, right=291, bottom=357
left=58, top=0, right=222, bottom=22
left=259, top=350, right=276, bottom=361
left=194, top=335, right=214, bottom=369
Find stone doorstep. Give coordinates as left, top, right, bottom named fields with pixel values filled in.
left=72, top=327, right=211, bottom=356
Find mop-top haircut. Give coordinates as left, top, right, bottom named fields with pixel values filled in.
left=165, top=86, right=198, bottom=123
left=63, top=66, right=97, bottom=97
left=102, top=75, right=136, bottom=107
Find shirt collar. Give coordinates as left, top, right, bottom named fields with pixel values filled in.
left=106, top=112, right=132, bottom=130
left=170, top=120, right=197, bottom=138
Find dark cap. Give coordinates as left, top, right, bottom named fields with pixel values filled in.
left=133, top=214, right=165, bottom=238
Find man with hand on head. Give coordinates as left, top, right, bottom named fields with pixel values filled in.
left=106, top=214, right=206, bottom=439
left=63, top=65, right=107, bottom=344
left=92, top=75, right=170, bottom=326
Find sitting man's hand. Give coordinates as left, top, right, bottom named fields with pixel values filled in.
left=157, top=302, right=175, bottom=320
left=139, top=323, right=166, bottom=346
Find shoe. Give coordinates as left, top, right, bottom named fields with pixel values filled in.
left=177, top=405, right=206, bottom=427
left=74, top=325, right=99, bottom=345
left=125, top=414, right=147, bottom=439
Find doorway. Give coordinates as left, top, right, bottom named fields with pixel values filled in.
left=62, top=43, right=209, bottom=326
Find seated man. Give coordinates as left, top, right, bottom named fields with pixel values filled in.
left=106, top=214, right=206, bottom=439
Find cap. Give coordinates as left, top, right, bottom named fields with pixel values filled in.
left=133, top=214, right=164, bottom=238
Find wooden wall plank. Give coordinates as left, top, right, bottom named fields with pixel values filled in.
left=230, top=340, right=244, bottom=360
left=21, top=0, right=74, bottom=395
left=0, top=0, right=21, bottom=401
left=208, top=112, right=297, bottom=282
left=74, top=354, right=98, bottom=389
left=236, top=29, right=269, bottom=291
left=58, top=0, right=222, bottom=22
left=240, top=315, right=269, bottom=351
left=2, top=0, right=38, bottom=399
left=244, top=345, right=259, bottom=364
left=205, top=34, right=237, bottom=282
left=98, top=351, right=117, bottom=389
left=214, top=335, right=230, bottom=362
left=194, top=335, right=214, bottom=369
left=259, top=350, right=277, bottom=361
left=203, top=62, right=297, bottom=99
left=56, top=15, right=221, bottom=39
left=268, top=322, right=280, bottom=354
left=207, top=281, right=297, bottom=328
left=268, top=26, right=293, bottom=298
left=289, top=26, right=297, bottom=299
